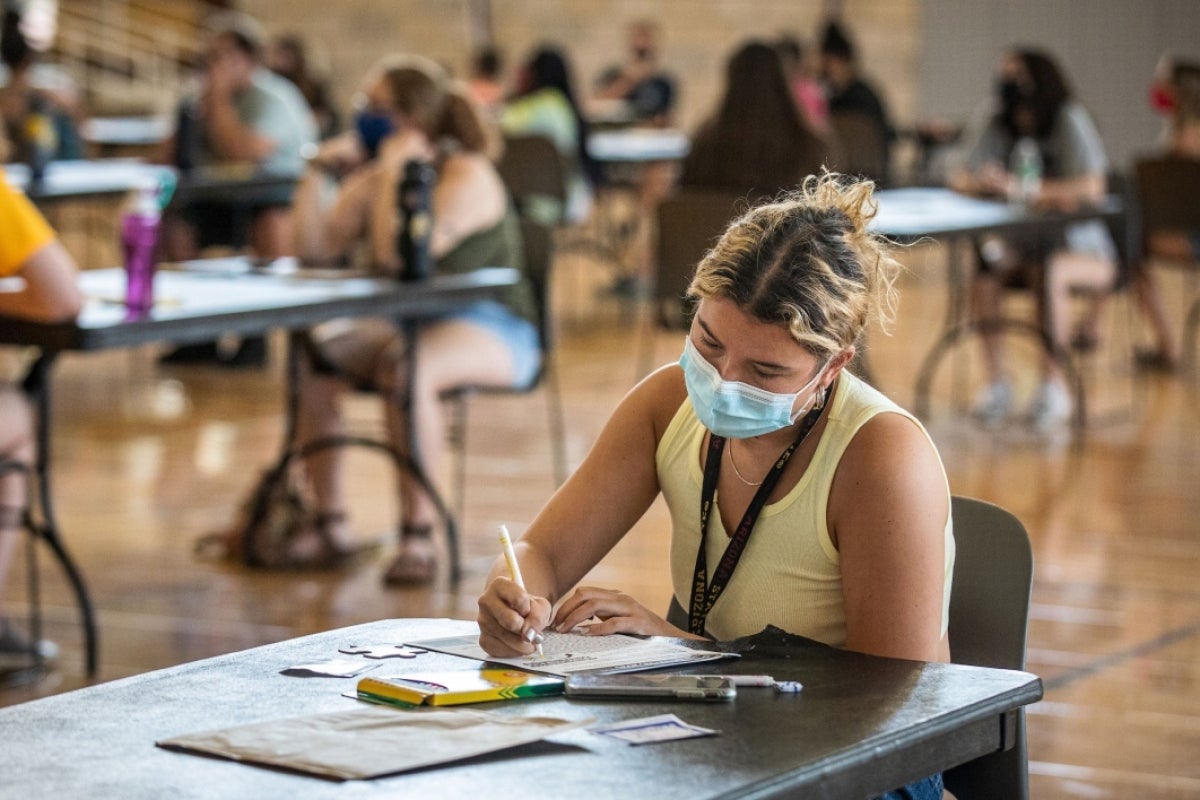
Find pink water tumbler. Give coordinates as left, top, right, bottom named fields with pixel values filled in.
left=122, top=187, right=161, bottom=313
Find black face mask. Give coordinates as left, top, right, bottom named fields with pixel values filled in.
left=996, top=79, right=1027, bottom=110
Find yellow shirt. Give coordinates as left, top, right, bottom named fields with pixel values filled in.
left=658, top=370, right=955, bottom=644
left=0, top=168, right=55, bottom=277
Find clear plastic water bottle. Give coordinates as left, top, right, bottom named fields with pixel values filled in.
left=1009, top=137, right=1042, bottom=205
left=122, top=182, right=162, bottom=314
left=397, top=159, right=436, bottom=282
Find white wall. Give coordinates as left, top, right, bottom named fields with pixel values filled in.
left=920, top=0, right=1200, bottom=171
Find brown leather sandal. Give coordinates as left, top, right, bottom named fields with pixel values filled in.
left=195, top=512, right=381, bottom=570
left=382, top=524, right=438, bottom=586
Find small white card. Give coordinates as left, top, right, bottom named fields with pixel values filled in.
left=589, top=713, right=719, bottom=745
left=280, top=658, right=378, bottom=678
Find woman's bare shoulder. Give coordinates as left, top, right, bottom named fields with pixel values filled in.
left=628, top=362, right=688, bottom=438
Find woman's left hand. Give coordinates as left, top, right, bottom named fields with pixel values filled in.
left=551, top=586, right=689, bottom=638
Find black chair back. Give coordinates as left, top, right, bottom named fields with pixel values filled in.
left=653, top=189, right=743, bottom=328
left=944, top=496, right=1035, bottom=800
left=518, top=217, right=556, bottom=388
left=1134, top=156, right=1200, bottom=239
left=497, top=135, right=569, bottom=222
left=829, top=111, right=890, bottom=186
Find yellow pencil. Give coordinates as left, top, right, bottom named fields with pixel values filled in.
left=499, top=524, right=544, bottom=658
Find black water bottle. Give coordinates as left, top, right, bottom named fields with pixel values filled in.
left=174, top=101, right=200, bottom=175
left=397, top=159, right=436, bottom=281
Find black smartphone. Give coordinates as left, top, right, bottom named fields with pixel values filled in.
left=564, top=673, right=736, bottom=701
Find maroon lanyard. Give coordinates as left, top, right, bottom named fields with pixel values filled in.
left=688, top=393, right=827, bottom=637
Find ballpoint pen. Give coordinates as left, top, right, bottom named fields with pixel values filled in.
left=499, top=524, right=545, bottom=658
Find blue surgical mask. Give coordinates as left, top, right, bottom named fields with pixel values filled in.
left=680, top=337, right=826, bottom=439
left=355, top=111, right=395, bottom=160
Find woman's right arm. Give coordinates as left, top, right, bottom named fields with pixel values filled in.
left=477, top=366, right=685, bottom=656
left=0, top=240, right=82, bottom=322
left=293, top=164, right=376, bottom=264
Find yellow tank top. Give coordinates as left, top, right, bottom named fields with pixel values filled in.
left=0, top=169, right=55, bottom=277
left=657, top=371, right=955, bottom=644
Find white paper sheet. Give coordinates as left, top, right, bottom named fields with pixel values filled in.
left=408, top=632, right=735, bottom=677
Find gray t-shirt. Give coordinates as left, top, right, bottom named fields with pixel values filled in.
left=961, top=100, right=1114, bottom=261
left=198, top=68, right=316, bottom=173
left=962, top=100, right=1108, bottom=179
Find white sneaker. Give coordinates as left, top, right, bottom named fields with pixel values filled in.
left=1027, top=379, right=1072, bottom=432
left=973, top=381, right=1014, bottom=424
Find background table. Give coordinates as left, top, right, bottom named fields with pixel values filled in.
left=587, top=128, right=691, bottom=164
left=0, top=265, right=519, bottom=676
left=0, top=617, right=1042, bottom=799
left=869, top=187, right=1125, bottom=426
left=4, top=159, right=174, bottom=203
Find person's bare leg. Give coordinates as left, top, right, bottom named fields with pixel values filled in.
left=971, top=270, right=1007, bottom=383
left=0, top=389, right=35, bottom=621
left=1134, top=230, right=1192, bottom=366
left=294, top=366, right=350, bottom=541
left=379, top=321, right=517, bottom=584
left=283, top=321, right=401, bottom=558
left=1042, top=250, right=1116, bottom=381
left=250, top=207, right=295, bottom=260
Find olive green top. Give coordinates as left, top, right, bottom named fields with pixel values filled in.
left=437, top=205, right=536, bottom=326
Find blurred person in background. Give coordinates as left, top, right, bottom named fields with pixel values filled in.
left=273, top=55, right=536, bottom=585
left=161, top=12, right=317, bottom=262
left=776, top=34, right=829, bottom=133
left=157, top=12, right=317, bottom=367
left=594, top=18, right=676, bottom=127
left=819, top=19, right=893, bottom=179
left=501, top=44, right=596, bottom=223
left=949, top=48, right=1116, bottom=431
left=1, top=6, right=82, bottom=164
left=465, top=44, right=506, bottom=118
left=682, top=40, right=833, bottom=201
left=592, top=18, right=680, bottom=296
left=268, top=33, right=340, bottom=140
left=1128, top=55, right=1200, bottom=371
left=0, top=129, right=83, bottom=664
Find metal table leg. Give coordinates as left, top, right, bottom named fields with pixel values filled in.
left=21, top=354, right=99, bottom=677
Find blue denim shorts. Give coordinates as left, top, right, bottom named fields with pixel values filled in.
left=443, top=300, right=542, bottom=388
left=876, top=773, right=944, bottom=800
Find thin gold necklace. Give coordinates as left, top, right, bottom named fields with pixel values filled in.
left=726, top=440, right=764, bottom=487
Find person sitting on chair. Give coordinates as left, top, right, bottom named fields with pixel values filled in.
left=949, top=48, right=1117, bottom=431
left=593, top=18, right=677, bottom=127
left=272, top=55, right=538, bottom=584
left=1, top=8, right=83, bottom=165
left=477, top=173, right=954, bottom=800
left=681, top=40, right=833, bottom=201
left=1131, top=55, right=1200, bottom=371
left=501, top=45, right=597, bottom=224
left=161, top=11, right=316, bottom=262
left=157, top=12, right=317, bottom=367
left=0, top=142, right=83, bottom=663
left=818, top=19, right=894, bottom=182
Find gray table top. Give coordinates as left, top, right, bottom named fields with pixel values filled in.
left=4, top=159, right=174, bottom=201
left=4, top=159, right=300, bottom=206
left=0, top=262, right=521, bottom=352
left=871, top=186, right=1122, bottom=239
left=0, top=618, right=1041, bottom=800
